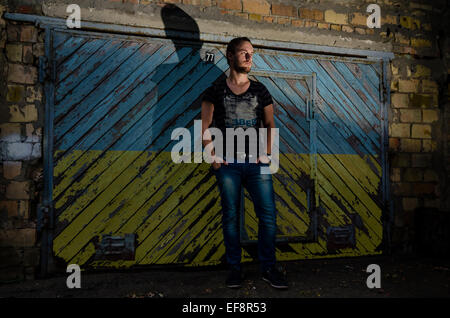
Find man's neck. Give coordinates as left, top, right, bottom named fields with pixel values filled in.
left=227, top=68, right=249, bottom=85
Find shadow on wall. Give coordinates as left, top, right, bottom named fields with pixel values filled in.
left=146, top=4, right=226, bottom=145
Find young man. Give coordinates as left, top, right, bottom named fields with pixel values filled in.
left=201, top=37, right=288, bottom=289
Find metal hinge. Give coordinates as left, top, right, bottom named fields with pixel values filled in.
left=93, top=234, right=136, bottom=260
left=37, top=203, right=50, bottom=232
left=38, top=56, right=49, bottom=83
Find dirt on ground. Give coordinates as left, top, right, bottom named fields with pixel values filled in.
left=0, top=255, right=449, bottom=298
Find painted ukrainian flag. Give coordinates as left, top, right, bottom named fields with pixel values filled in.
left=51, top=30, right=385, bottom=269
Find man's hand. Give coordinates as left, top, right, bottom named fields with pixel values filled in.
left=211, top=155, right=228, bottom=170
left=256, top=155, right=271, bottom=164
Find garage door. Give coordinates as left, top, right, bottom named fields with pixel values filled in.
left=46, top=29, right=387, bottom=268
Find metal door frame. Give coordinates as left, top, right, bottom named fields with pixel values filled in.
left=240, top=70, right=318, bottom=245
left=4, top=13, right=394, bottom=275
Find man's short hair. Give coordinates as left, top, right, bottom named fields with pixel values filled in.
left=226, top=37, right=252, bottom=65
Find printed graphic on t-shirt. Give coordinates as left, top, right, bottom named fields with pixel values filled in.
left=223, top=93, right=259, bottom=129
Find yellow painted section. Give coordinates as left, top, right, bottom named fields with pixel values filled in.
left=53, top=150, right=383, bottom=268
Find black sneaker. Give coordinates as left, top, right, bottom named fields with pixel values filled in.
left=226, top=268, right=243, bottom=288
left=262, top=266, right=289, bottom=289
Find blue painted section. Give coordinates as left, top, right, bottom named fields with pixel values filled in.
left=53, top=33, right=383, bottom=158
left=55, top=40, right=123, bottom=102
left=54, top=36, right=87, bottom=65
left=296, top=57, right=381, bottom=154
left=54, top=41, right=140, bottom=119
left=57, top=38, right=107, bottom=83
left=55, top=44, right=180, bottom=152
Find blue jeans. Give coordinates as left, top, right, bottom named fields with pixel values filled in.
left=211, top=158, right=277, bottom=272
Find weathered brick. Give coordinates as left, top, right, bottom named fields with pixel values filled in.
left=0, top=228, right=36, bottom=247
left=277, top=17, right=290, bottom=25
left=383, top=15, right=397, bottom=25
left=6, top=44, right=22, bottom=62
left=0, top=200, right=18, bottom=218
left=249, top=13, right=262, bottom=22
left=272, top=3, right=297, bottom=17
left=32, top=43, right=45, bottom=57
left=409, top=65, right=431, bottom=78
left=422, top=139, right=437, bottom=152
left=263, top=16, right=275, bottom=23
left=26, top=86, right=42, bottom=103
left=423, top=169, right=439, bottom=182
left=0, top=123, right=21, bottom=142
left=233, top=12, right=249, bottom=19
left=409, top=2, right=432, bottom=10
left=411, top=153, right=432, bottom=167
left=403, top=168, right=423, bottom=182
left=390, top=168, right=401, bottom=182
left=182, top=0, right=212, bottom=5
left=218, top=0, right=242, bottom=11
left=391, top=153, right=410, bottom=167
left=23, top=45, right=33, bottom=64
left=6, top=85, right=26, bottom=103
left=392, top=182, right=412, bottom=196
left=422, top=23, right=432, bottom=31
left=25, top=124, right=41, bottom=143
left=400, top=109, right=421, bottom=123
left=402, top=197, right=418, bottom=211
left=398, top=79, right=420, bottom=93
left=7, top=25, right=20, bottom=41
left=324, top=10, right=347, bottom=25
left=413, top=183, right=435, bottom=196
left=8, top=64, right=38, bottom=84
left=390, top=79, right=398, bottom=92
left=399, top=16, right=420, bottom=30
left=6, top=181, right=31, bottom=199
left=317, top=23, right=330, bottom=30
left=342, top=25, right=353, bottom=33
left=23, top=247, right=39, bottom=267
left=3, top=161, right=22, bottom=179
left=349, top=12, right=367, bottom=26
left=304, top=21, right=317, bottom=28
left=330, top=24, right=341, bottom=31
left=291, top=19, right=304, bottom=27
left=424, top=198, right=439, bottom=208
left=9, top=104, right=38, bottom=122
left=421, top=80, right=438, bottom=94
left=389, top=137, right=400, bottom=151
left=2, top=142, right=33, bottom=160
left=394, top=33, right=410, bottom=45
left=411, top=124, right=431, bottom=139
left=298, top=8, right=324, bottom=21
left=31, top=143, right=41, bottom=159
left=20, top=26, right=38, bottom=43
left=400, top=138, right=421, bottom=152
left=422, top=109, right=438, bottom=123
left=410, top=93, right=437, bottom=108
left=411, top=38, right=432, bottom=48
left=242, top=0, right=270, bottom=15
left=390, top=123, right=410, bottom=138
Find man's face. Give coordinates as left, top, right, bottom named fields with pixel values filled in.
left=230, top=41, right=254, bottom=74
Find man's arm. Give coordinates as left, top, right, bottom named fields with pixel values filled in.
left=262, top=104, right=275, bottom=155
left=201, top=100, right=215, bottom=155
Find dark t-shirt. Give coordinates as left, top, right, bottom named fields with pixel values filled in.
left=202, top=78, right=273, bottom=161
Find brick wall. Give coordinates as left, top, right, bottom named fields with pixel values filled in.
left=0, top=0, right=449, bottom=280
left=0, top=2, right=43, bottom=281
